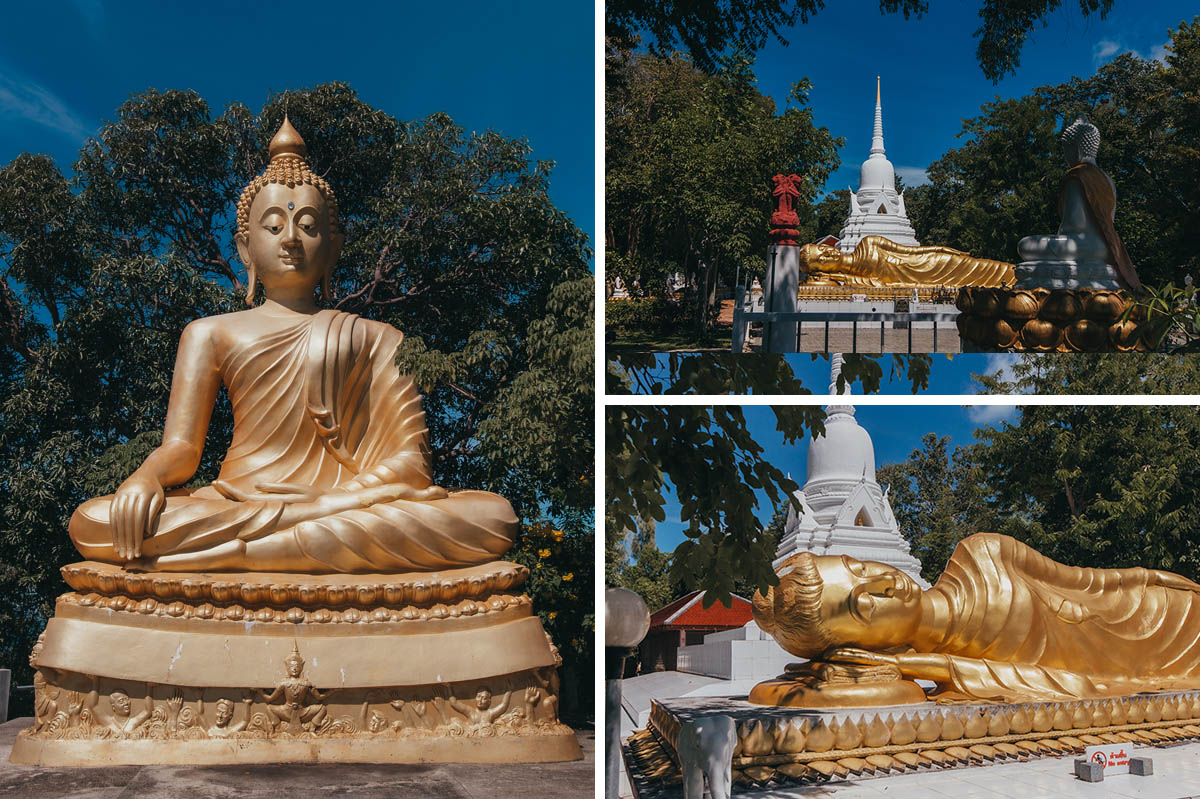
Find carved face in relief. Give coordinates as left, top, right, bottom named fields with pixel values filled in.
left=369, top=711, right=388, bottom=733
left=285, top=653, right=304, bottom=678
left=111, top=691, right=131, bottom=717
left=236, top=182, right=342, bottom=298
left=214, top=698, right=234, bottom=727
left=475, top=689, right=492, bottom=710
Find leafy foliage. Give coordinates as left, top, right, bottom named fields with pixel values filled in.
left=907, top=19, right=1200, bottom=288
left=606, top=46, right=841, bottom=335
left=604, top=351, right=931, bottom=606
left=606, top=0, right=1115, bottom=82
left=0, top=82, right=593, bottom=719
left=881, top=359, right=1200, bottom=585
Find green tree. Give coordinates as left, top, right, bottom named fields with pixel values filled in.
left=606, top=0, right=1117, bottom=82
left=606, top=46, right=841, bottom=336
left=606, top=515, right=679, bottom=612
left=0, top=82, right=593, bottom=719
left=876, top=433, right=997, bottom=582
left=971, top=402, right=1200, bottom=579
left=910, top=19, right=1200, bottom=288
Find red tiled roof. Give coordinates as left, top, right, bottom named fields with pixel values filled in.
left=648, top=590, right=753, bottom=629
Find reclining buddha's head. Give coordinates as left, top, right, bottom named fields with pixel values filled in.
left=235, top=116, right=344, bottom=305
left=753, top=552, right=923, bottom=658
left=798, top=243, right=847, bottom=274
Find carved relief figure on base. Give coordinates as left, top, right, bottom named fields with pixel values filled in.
left=754, top=532, right=1200, bottom=704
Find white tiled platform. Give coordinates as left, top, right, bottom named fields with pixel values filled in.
left=735, top=742, right=1200, bottom=799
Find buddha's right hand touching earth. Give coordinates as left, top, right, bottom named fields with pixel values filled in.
left=110, top=471, right=165, bottom=561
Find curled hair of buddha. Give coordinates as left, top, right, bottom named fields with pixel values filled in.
left=236, top=115, right=341, bottom=304
left=1062, top=116, right=1101, bottom=161
left=752, top=551, right=836, bottom=658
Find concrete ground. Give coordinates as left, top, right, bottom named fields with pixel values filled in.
left=0, top=718, right=594, bottom=799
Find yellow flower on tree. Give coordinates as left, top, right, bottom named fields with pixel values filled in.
left=563, top=573, right=574, bottom=582
left=538, top=548, right=552, bottom=558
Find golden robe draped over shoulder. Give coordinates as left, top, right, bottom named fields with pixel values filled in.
left=924, top=534, right=1200, bottom=701
left=71, top=310, right=517, bottom=573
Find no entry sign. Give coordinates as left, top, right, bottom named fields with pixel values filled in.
left=1084, top=743, right=1131, bottom=775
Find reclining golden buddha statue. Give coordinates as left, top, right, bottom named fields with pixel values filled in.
left=752, top=532, right=1200, bottom=706
left=13, top=118, right=578, bottom=766
left=799, top=236, right=1014, bottom=288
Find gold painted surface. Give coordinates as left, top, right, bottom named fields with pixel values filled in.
left=67, top=118, right=516, bottom=573
left=754, top=533, right=1200, bottom=704
left=955, top=286, right=1146, bottom=352
left=12, top=640, right=578, bottom=765
left=60, top=560, right=528, bottom=606
left=634, top=692, right=1200, bottom=788
left=799, top=236, right=1014, bottom=288
left=13, top=120, right=579, bottom=765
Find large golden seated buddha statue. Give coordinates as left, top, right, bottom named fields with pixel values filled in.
left=751, top=532, right=1200, bottom=707
left=11, top=119, right=579, bottom=766
left=799, top=236, right=1014, bottom=289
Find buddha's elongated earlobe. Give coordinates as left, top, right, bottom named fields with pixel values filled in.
left=245, top=263, right=257, bottom=306
left=321, top=270, right=331, bottom=304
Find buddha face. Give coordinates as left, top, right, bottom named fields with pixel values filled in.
left=798, top=243, right=846, bottom=273
left=236, top=182, right=342, bottom=299
left=814, top=555, right=923, bottom=649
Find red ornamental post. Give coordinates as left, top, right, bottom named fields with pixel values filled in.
left=770, top=174, right=802, bottom=246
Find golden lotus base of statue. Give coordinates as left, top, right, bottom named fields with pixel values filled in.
left=955, top=286, right=1147, bottom=352
left=749, top=662, right=927, bottom=708
left=10, top=560, right=581, bottom=766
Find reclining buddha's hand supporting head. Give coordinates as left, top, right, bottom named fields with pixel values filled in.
left=752, top=552, right=923, bottom=658
left=235, top=116, right=344, bottom=310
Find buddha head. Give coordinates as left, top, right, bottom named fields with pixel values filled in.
left=235, top=116, right=343, bottom=306
left=1062, top=116, right=1101, bottom=167
left=753, top=552, right=923, bottom=658
left=214, top=698, right=235, bottom=728
left=798, top=243, right=847, bottom=275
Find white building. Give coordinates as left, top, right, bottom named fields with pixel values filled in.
left=835, top=77, right=920, bottom=253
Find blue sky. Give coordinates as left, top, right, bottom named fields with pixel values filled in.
left=649, top=402, right=1019, bottom=554
left=0, top=0, right=593, bottom=238
left=743, top=0, right=1196, bottom=197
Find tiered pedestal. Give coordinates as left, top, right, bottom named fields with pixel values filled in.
left=630, top=691, right=1200, bottom=792
left=11, top=561, right=581, bottom=766
left=956, top=287, right=1147, bottom=352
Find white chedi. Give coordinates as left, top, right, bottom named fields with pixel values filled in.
left=835, top=77, right=920, bottom=253
left=772, top=355, right=927, bottom=586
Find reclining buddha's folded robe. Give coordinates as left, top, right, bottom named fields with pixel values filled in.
left=919, top=534, right=1200, bottom=701
left=70, top=310, right=517, bottom=572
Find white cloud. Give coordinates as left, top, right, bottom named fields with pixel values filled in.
left=895, top=166, right=930, bottom=188
left=0, top=72, right=89, bottom=140
left=1093, top=38, right=1169, bottom=66
left=966, top=404, right=1018, bottom=425
left=1093, top=40, right=1122, bottom=64
left=965, top=352, right=1022, bottom=425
